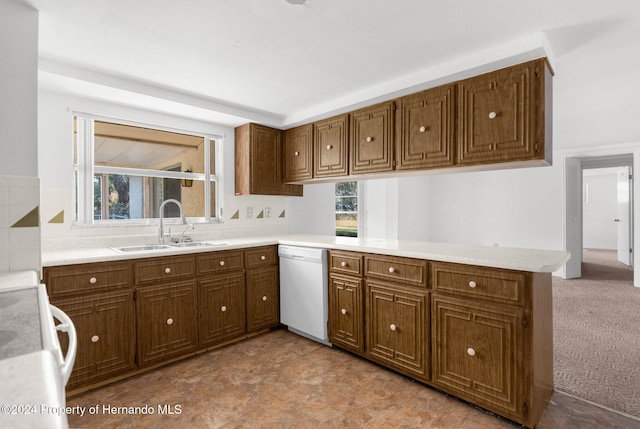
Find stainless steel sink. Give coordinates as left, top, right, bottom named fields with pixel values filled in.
left=168, top=241, right=227, bottom=248
left=112, top=244, right=172, bottom=252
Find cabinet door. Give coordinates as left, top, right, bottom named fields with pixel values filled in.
left=284, top=124, right=313, bottom=182
left=137, top=280, right=198, bottom=366
left=199, top=272, right=246, bottom=347
left=328, top=274, right=364, bottom=353
left=458, top=60, right=544, bottom=165
left=250, top=124, right=285, bottom=195
left=246, top=266, right=279, bottom=332
left=53, top=290, right=135, bottom=389
left=366, top=280, right=429, bottom=381
left=350, top=101, right=394, bottom=174
left=314, top=114, right=349, bottom=178
left=396, top=85, right=455, bottom=170
left=235, top=123, right=302, bottom=196
left=432, top=295, right=524, bottom=419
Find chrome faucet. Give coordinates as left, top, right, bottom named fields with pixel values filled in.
left=158, top=199, right=187, bottom=244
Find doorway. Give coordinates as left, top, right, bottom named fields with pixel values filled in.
left=564, top=154, right=634, bottom=280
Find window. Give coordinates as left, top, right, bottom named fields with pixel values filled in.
left=335, top=181, right=358, bottom=237
left=73, top=115, right=222, bottom=225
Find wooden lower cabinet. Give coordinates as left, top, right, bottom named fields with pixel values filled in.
left=136, top=280, right=198, bottom=367
left=366, top=280, right=429, bottom=381
left=328, top=273, right=364, bottom=353
left=246, top=266, right=279, bottom=332
left=198, top=272, right=246, bottom=347
left=52, top=290, right=135, bottom=389
left=432, top=295, right=525, bottom=424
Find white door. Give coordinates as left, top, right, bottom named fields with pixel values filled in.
left=617, top=166, right=632, bottom=266
left=565, top=157, right=582, bottom=278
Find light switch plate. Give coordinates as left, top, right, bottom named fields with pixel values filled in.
left=246, top=207, right=253, bottom=218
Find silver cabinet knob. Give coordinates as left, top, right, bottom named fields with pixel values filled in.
left=341, top=261, right=347, bottom=267
left=390, top=324, right=397, bottom=331
left=260, top=255, right=266, bottom=261
left=294, top=151, right=299, bottom=156
left=221, top=306, right=227, bottom=312
left=166, top=318, right=174, bottom=325
left=164, top=267, right=171, bottom=274
left=467, top=347, right=476, bottom=356
left=91, top=335, right=99, bottom=343
left=341, top=309, right=347, bottom=315
left=89, top=277, right=97, bottom=284
left=468, top=281, right=477, bottom=288
left=366, top=136, right=373, bottom=142
left=419, top=126, right=426, bottom=133
left=219, top=260, right=225, bottom=266
left=262, top=295, right=268, bottom=302
left=488, top=111, right=497, bottom=119
left=388, top=266, right=395, bottom=273
left=326, top=144, right=333, bottom=150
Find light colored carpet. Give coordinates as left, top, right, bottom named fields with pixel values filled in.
left=553, top=248, right=640, bottom=417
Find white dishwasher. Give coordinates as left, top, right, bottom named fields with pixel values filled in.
left=279, top=245, right=331, bottom=346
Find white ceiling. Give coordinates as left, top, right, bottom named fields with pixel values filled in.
left=24, top=0, right=640, bottom=145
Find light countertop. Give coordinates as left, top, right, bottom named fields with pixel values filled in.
left=42, top=234, right=569, bottom=273
left=0, top=350, right=68, bottom=429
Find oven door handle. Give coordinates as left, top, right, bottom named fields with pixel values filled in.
left=50, top=305, right=77, bottom=386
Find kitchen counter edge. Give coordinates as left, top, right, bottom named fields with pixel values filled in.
left=42, top=235, right=569, bottom=274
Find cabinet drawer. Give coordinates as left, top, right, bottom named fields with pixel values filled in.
left=431, top=262, right=526, bottom=306
left=329, top=251, right=363, bottom=276
left=134, top=256, right=196, bottom=285
left=244, top=246, right=278, bottom=269
left=197, top=250, right=244, bottom=274
left=45, top=262, right=132, bottom=298
left=364, top=254, right=427, bottom=287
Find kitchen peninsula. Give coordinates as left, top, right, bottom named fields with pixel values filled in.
left=42, top=235, right=568, bottom=428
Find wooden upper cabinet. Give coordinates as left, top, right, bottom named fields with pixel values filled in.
left=235, top=123, right=303, bottom=196
left=283, top=124, right=313, bottom=183
left=395, top=85, right=456, bottom=170
left=314, top=114, right=349, bottom=178
left=457, top=58, right=551, bottom=165
left=350, top=101, right=394, bottom=174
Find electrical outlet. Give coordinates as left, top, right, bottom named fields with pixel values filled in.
left=246, top=207, right=253, bottom=218
left=265, top=207, right=271, bottom=218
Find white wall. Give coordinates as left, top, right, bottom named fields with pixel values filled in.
left=583, top=168, right=617, bottom=250
left=0, top=0, right=38, bottom=177
left=0, top=1, right=40, bottom=273
left=288, top=182, right=335, bottom=235
left=38, top=90, right=293, bottom=249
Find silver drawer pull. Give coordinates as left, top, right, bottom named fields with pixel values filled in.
left=341, top=309, right=347, bottom=315
left=166, top=318, right=174, bottom=325
left=219, top=260, right=225, bottom=266
left=221, top=306, right=227, bottom=312
left=419, top=126, right=426, bottom=133
left=388, top=267, right=396, bottom=273
left=91, top=335, right=99, bottom=343
left=390, top=324, right=397, bottom=331
left=89, top=277, right=97, bottom=284
left=366, top=136, right=373, bottom=142
left=164, top=267, right=171, bottom=274
left=261, top=255, right=266, bottom=261
left=294, top=151, right=299, bottom=156
left=262, top=295, right=268, bottom=302
left=467, top=347, right=476, bottom=357
left=468, top=281, right=477, bottom=288
left=341, top=261, right=347, bottom=267
left=488, top=111, right=497, bottom=119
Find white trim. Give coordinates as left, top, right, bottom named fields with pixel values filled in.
left=73, top=113, right=223, bottom=226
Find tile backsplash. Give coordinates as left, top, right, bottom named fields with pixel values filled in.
left=0, top=175, right=41, bottom=272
